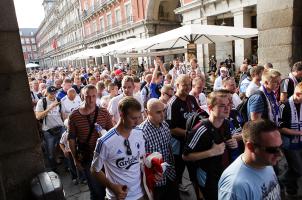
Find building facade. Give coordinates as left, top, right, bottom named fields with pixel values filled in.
left=37, top=0, right=85, bottom=68
left=175, top=0, right=257, bottom=68
left=19, top=28, right=39, bottom=64
left=36, top=0, right=182, bottom=68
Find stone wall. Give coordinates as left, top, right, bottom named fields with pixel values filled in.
left=0, top=0, right=44, bottom=199
left=257, top=0, right=302, bottom=76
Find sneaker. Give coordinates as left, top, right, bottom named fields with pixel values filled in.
left=72, top=179, right=78, bottom=185
left=80, top=179, right=87, bottom=184
left=178, top=184, right=189, bottom=193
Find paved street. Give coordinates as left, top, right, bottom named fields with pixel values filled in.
left=61, top=167, right=196, bottom=200
left=59, top=157, right=302, bottom=200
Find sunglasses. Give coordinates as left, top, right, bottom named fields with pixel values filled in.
left=165, top=93, right=173, bottom=98
left=124, top=139, right=132, bottom=155
left=253, top=143, right=282, bottom=154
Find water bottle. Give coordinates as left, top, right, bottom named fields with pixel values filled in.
left=95, top=123, right=107, bottom=136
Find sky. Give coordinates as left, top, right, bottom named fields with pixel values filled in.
left=13, top=0, right=45, bottom=28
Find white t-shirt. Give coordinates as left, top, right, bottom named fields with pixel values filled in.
left=61, top=95, right=82, bottom=116
left=232, top=93, right=242, bottom=109
left=59, top=131, right=70, bottom=152
left=36, top=98, right=64, bottom=131
left=92, top=128, right=145, bottom=200
left=213, top=76, right=223, bottom=91
left=107, top=94, right=144, bottom=123
left=246, top=82, right=260, bottom=97
left=189, top=92, right=208, bottom=113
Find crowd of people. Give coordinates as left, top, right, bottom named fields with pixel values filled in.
left=28, top=56, right=302, bottom=200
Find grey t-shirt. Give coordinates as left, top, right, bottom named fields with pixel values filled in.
left=218, top=155, right=280, bottom=200
left=36, top=98, right=63, bottom=131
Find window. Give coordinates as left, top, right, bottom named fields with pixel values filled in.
left=125, top=3, right=132, bottom=23
left=31, top=38, right=35, bottom=43
left=27, top=45, right=31, bottom=51
left=25, top=38, right=30, bottom=44
left=21, top=38, right=25, bottom=44
left=115, top=9, right=121, bottom=26
left=22, top=46, right=26, bottom=52
left=107, top=13, right=112, bottom=29
left=32, top=45, right=37, bottom=51
left=92, top=20, right=97, bottom=33
left=100, top=17, right=104, bottom=32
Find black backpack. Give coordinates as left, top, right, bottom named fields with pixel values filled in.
left=186, top=110, right=209, bottom=135
left=40, top=98, right=62, bottom=124
left=236, top=90, right=268, bottom=122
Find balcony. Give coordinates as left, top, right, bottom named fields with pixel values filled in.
left=81, top=0, right=117, bottom=21
left=84, top=16, right=135, bottom=43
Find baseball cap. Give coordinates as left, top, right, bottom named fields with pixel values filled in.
left=115, top=69, right=122, bottom=76
left=47, top=86, right=57, bottom=93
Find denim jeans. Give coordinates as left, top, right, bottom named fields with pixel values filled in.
left=280, top=149, right=302, bottom=194
left=82, top=161, right=105, bottom=200
left=43, top=126, right=64, bottom=170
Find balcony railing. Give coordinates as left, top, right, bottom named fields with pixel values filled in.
left=84, top=16, right=135, bottom=40
left=81, top=0, right=117, bottom=21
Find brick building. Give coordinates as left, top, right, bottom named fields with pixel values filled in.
left=36, top=0, right=181, bottom=68
left=19, top=28, right=39, bottom=64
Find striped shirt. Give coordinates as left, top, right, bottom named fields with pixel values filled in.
left=68, top=107, right=113, bottom=160
left=139, top=119, right=176, bottom=186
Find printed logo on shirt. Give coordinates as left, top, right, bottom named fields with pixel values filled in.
left=116, top=153, right=140, bottom=170
left=184, top=112, right=195, bottom=120
left=117, top=149, right=123, bottom=154
left=135, top=142, right=140, bottom=149
left=261, top=177, right=281, bottom=200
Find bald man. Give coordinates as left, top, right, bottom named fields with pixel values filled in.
left=139, top=99, right=178, bottom=200
left=61, top=88, right=82, bottom=120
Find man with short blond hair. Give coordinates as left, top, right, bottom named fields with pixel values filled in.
left=107, top=76, right=144, bottom=124
left=247, top=69, right=281, bottom=124
left=183, top=90, right=238, bottom=200
left=166, top=74, right=201, bottom=191
left=92, top=97, right=145, bottom=200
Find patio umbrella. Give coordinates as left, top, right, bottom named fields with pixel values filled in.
left=118, top=24, right=258, bottom=52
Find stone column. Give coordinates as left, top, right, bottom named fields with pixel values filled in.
left=233, top=8, right=252, bottom=68
left=257, top=0, right=302, bottom=76
left=0, top=0, right=45, bottom=199
left=201, top=17, right=216, bottom=72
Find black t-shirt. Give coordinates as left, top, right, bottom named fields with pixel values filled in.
left=166, top=95, right=201, bottom=132
left=183, top=119, right=231, bottom=177
left=114, top=78, right=122, bottom=89
left=72, top=84, right=83, bottom=94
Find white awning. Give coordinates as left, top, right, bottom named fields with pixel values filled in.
left=26, top=63, right=40, bottom=68
left=115, top=48, right=187, bottom=58
left=93, top=38, right=143, bottom=56
left=118, top=24, right=258, bottom=52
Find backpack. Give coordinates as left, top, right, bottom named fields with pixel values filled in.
left=186, top=110, right=209, bottom=135
left=40, top=98, right=62, bottom=124
left=42, top=97, right=61, bottom=112
left=236, top=90, right=268, bottom=123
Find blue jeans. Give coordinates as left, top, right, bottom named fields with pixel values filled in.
left=65, top=153, right=86, bottom=181
left=82, top=161, right=105, bottom=200
left=43, top=126, right=64, bottom=170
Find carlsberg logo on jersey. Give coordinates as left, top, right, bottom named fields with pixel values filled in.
left=116, top=153, right=140, bottom=170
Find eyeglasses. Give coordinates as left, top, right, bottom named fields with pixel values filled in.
left=124, top=139, right=132, bottom=155
left=253, top=143, right=282, bottom=154
left=165, top=93, right=173, bottom=98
